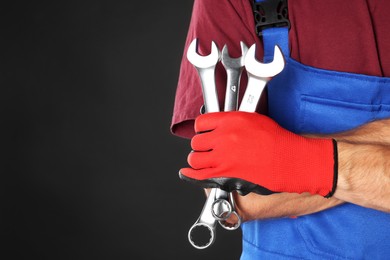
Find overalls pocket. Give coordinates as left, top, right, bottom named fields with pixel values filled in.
left=299, top=94, right=390, bottom=134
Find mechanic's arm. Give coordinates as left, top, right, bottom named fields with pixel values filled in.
left=231, top=119, right=390, bottom=221
left=334, top=122, right=390, bottom=212
left=311, top=118, right=390, bottom=211
left=330, top=118, right=390, bottom=145
left=334, top=141, right=390, bottom=212
left=230, top=192, right=341, bottom=221
left=181, top=114, right=390, bottom=221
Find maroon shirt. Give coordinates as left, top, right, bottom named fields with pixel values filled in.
left=171, top=0, right=390, bottom=139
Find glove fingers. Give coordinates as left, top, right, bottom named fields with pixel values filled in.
left=179, top=166, right=217, bottom=181
left=179, top=167, right=198, bottom=180
left=191, top=132, right=215, bottom=151
left=187, top=150, right=217, bottom=170
left=194, top=112, right=226, bottom=133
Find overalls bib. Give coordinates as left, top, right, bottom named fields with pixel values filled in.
left=240, top=13, right=390, bottom=260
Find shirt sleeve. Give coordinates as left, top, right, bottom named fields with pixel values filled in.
left=170, top=0, right=261, bottom=139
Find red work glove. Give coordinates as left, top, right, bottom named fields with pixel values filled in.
left=179, top=112, right=338, bottom=197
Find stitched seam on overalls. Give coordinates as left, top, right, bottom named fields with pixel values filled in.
left=300, top=94, right=390, bottom=107
left=300, top=95, right=390, bottom=111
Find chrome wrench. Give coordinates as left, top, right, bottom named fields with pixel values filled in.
left=221, top=42, right=248, bottom=112
left=186, top=38, right=225, bottom=249
left=187, top=38, right=221, bottom=113
left=214, top=42, right=248, bottom=231
left=185, top=39, right=248, bottom=248
left=240, top=44, right=285, bottom=112
left=187, top=188, right=218, bottom=249
left=213, top=44, right=284, bottom=232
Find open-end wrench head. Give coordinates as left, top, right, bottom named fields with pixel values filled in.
left=240, top=41, right=249, bottom=59
left=221, top=41, right=248, bottom=69
left=187, top=38, right=220, bottom=68
left=244, top=44, right=285, bottom=77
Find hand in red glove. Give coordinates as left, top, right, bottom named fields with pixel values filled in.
left=179, top=111, right=338, bottom=197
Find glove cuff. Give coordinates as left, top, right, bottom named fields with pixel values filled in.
left=272, top=132, right=337, bottom=197
left=324, top=139, right=338, bottom=198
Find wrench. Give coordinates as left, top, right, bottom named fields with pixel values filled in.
left=239, top=44, right=285, bottom=112
left=185, top=40, right=248, bottom=249
left=214, top=42, right=248, bottom=231
left=187, top=38, right=220, bottom=113
left=187, top=188, right=218, bottom=249
left=221, top=42, right=248, bottom=112
left=186, top=38, right=225, bottom=249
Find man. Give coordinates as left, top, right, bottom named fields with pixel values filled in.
left=171, top=0, right=390, bottom=258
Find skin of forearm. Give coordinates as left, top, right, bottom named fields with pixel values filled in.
left=335, top=141, right=390, bottom=212
left=231, top=192, right=342, bottom=222
left=204, top=188, right=342, bottom=222
left=313, top=118, right=390, bottom=145
left=309, top=118, right=390, bottom=212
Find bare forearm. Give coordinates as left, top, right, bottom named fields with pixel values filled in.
left=315, top=118, right=390, bottom=145
left=335, top=141, right=390, bottom=212
left=233, top=192, right=342, bottom=221
left=308, top=118, right=390, bottom=212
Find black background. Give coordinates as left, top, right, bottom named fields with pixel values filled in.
left=1, top=1, right=242, bottom=259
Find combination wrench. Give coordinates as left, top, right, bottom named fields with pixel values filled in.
left=186, top=38, right=228, bottom=249
left=221, top=42, right=248, bottom=112
left=239, top=44, right=285, bottom=112
left=185, top=39, right=247, bottom=248
left=215, top=42, right=248, bottom=231
left=215, top=44, right=284, bottom=231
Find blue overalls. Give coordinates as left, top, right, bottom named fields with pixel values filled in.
left=240, top=16, right=390, bottom=260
